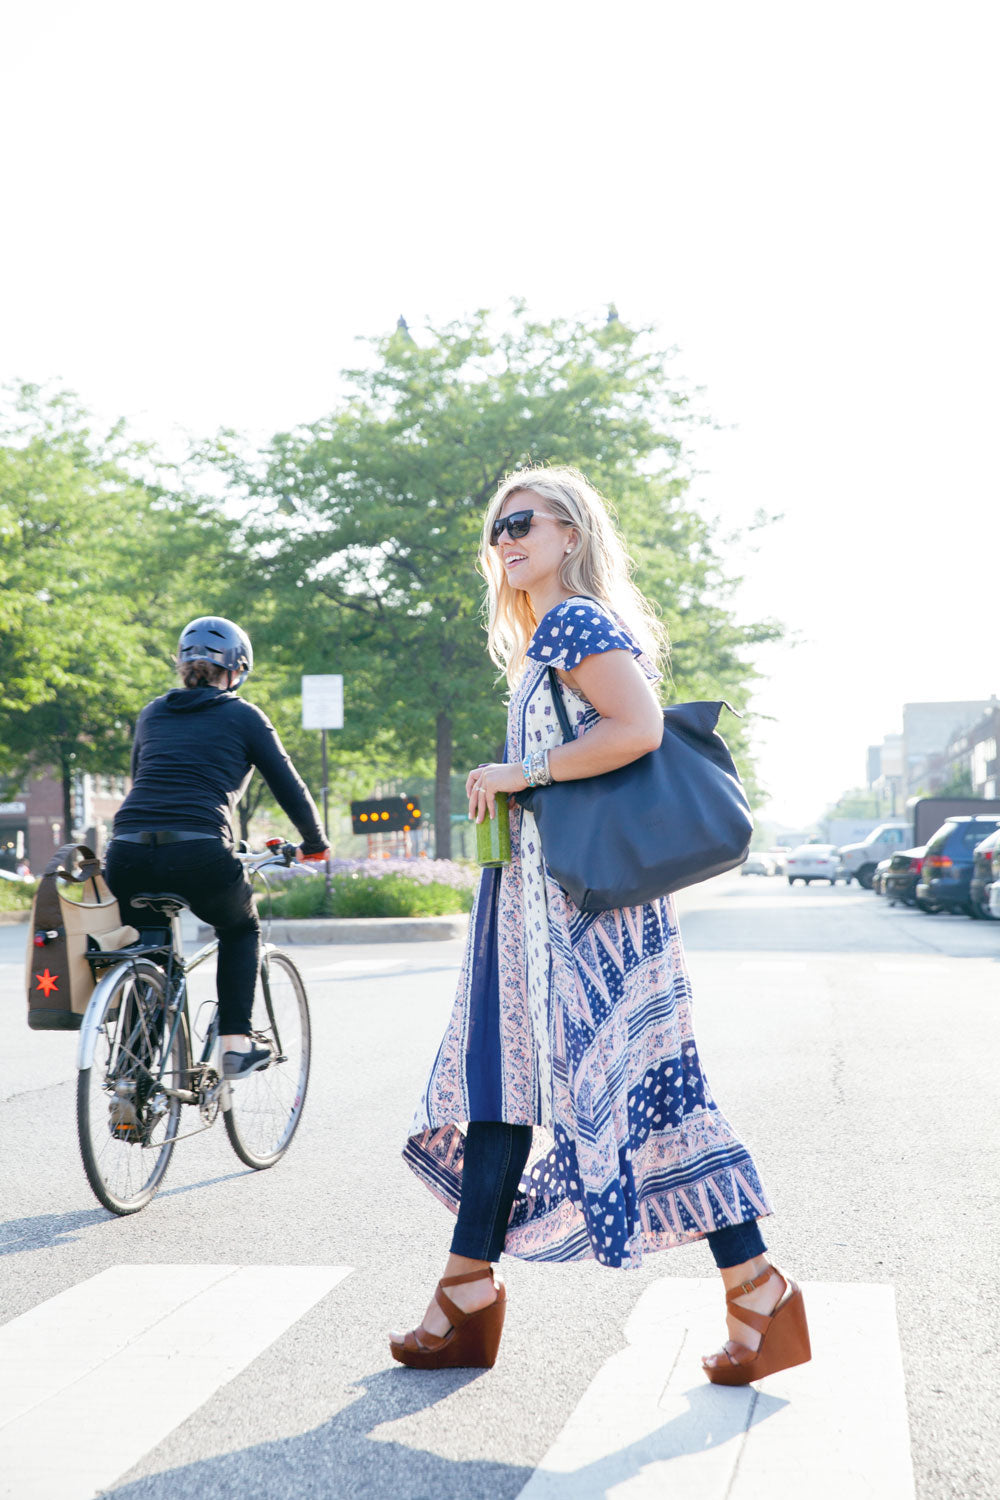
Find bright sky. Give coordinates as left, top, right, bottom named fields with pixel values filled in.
left=3, top=2, right=998, bottom=825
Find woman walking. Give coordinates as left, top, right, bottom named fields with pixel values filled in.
left=392, top=467, right=810, bottom=1384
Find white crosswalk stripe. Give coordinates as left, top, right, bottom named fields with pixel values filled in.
left=737, top=961, right=808, bottom=972
left=0, top=1263, right=351, bottom=1500
left=310, top=959, right=407, bottom=974
left=515, top=1278, right=915, bottom=1499
left=0, top=1266, right=917, bottom=1499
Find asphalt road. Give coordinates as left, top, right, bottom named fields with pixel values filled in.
left=2, top=875, right=997, bottom=1499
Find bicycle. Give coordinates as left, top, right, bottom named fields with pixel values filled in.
left=76, top=840, right=311, bottom=1215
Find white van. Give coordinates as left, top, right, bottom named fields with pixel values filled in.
left=837, top=823, right=912, bottom=889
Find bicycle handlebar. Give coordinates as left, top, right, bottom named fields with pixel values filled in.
left=234, top=842, right=298, bottom=872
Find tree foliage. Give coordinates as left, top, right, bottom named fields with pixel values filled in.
left=0, top=383, right=233, bottom=832
left=218, top=306, right=781, bottom=853
left=824, top=788, right=881, bottom=820
left=2, top=307, right=785, bottom=857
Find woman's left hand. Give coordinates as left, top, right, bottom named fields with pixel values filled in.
left=465, top=761, right=528, bottom=824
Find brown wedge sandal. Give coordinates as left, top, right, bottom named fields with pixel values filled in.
left=389, top=1267, right=507, bottom=1370
left=703, top=1265, right=811, bottom=1386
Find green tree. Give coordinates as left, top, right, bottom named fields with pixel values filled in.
left=214, top=307, right=782, bottom=854
left=0, top=383, right=234, bottom=834
left=927, top=765, right=975, bottom=798
left=824, top=789, right=881, bottom=820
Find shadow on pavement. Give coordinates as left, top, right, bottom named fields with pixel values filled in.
left=0, top=1206, right=109, bottom=1255
left=157, top=1171, right=250, bottom=1199
left=103, top=1366, right=530, bottom=1500
left=0, top=1174, right=249, bottom=1254
left=101, top=1366, right=788, bottom=1500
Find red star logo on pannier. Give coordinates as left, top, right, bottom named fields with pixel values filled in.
left=34, top=969, right=59, bottom=997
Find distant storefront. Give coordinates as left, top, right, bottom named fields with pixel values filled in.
left=0, top=773, right=128, bottom=874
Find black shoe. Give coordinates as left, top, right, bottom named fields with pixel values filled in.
left=223, top=1044, right=272, bottom=1080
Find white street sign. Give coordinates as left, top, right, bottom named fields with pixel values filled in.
left=301, top=674, right=344, bottom=730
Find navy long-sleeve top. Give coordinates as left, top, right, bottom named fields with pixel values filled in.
left=113, top=686, right=327, bottom=853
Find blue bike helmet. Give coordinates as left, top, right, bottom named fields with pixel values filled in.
left=177, top=616, right=253, bottom=688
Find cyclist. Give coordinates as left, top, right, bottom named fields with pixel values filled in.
left=105, top=616, right=330, bottom=1080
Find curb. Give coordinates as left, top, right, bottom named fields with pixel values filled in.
left=197, top=914, right=470, bottom=945
left=0, top=910, right=29, bottom=926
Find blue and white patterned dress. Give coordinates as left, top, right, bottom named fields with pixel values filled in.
left=404, top=596, right=771, bottom=1268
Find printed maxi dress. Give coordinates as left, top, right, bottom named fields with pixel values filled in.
left=404, top=597, right=772, bottom=1268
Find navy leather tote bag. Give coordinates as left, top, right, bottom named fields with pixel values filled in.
left=517, top=668, right=753, bottom=912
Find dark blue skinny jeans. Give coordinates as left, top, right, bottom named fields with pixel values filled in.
left=450, top=1122, right=767, bottom=1269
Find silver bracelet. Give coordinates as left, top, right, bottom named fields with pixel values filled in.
left=529, top=747, right=553, bottom=787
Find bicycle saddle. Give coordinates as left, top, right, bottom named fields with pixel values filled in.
left=128, top=891, right=191, bottom=917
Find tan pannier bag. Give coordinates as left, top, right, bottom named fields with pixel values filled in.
left=26, top=843, right=138, bottom=1031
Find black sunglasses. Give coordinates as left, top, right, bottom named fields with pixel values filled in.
left=489, top=508, right=560, bottom=546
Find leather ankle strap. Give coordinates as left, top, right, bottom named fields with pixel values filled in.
left=440, top=1267, right=494, bottom=1288
left=724, top=1265, right=777, bottom=1304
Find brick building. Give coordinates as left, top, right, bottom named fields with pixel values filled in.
left=902, top=700, right=991, bottom=795
left=0, top=772, right=127, bottom=874
left=917, top=700, right=1000, bottom=799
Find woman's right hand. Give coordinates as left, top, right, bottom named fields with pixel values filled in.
left=466, top=761, right=529, bottom=823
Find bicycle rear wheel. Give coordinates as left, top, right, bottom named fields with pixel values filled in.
left=223, top=948, right=311, bottom=1169
left=77, top=959, right=188, bottom=1215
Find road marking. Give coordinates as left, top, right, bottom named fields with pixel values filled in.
left=875, top=963, right=935, bottom=975
left=515, top=1278, right=914, bottom=1499
left=310, top=958, right=407, bottom=974
left=737, top=961, right=808, bottom=973
left=0, top=1263, right=351, bottom=1500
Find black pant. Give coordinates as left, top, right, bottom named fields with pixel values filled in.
left=104, top=839, right=260, bottom=1035
left=451, top=1122, right=767, bottom=1268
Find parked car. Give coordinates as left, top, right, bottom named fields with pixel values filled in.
left=883, top=846, right=927, bottom=907
left=837, top=823, right=912, bottom=889
left=741, top=853, right=777, bottom=876
left=968, top=828, right=1000, bottom=919
left=986, top=832, right=1000, bottom=918
left=785, top=844, right=843, bottom=885
left=915, top=816, right=1000, bottom=916
left=872, top=856, right=893, bottom=896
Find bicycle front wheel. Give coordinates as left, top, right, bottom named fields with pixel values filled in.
left=223, top=948, right=311, bottom=1169
left=77, top=959, right=188, bottom=1215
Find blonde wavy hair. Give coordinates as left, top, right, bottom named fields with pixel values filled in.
left=480, top=465, right=668, bottom=686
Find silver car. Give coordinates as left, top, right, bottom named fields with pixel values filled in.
left=785, top=844, right=843, bottom=886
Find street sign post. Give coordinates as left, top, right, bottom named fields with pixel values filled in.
left=301, top=675, right=343, bottom=843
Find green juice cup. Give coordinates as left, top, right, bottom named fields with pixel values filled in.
left=476, top=792, right=511, bottom=866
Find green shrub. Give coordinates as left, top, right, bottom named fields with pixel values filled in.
left=263, top=872, right=472, bottom=920
left=0, top=879, right=37, bottom=912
